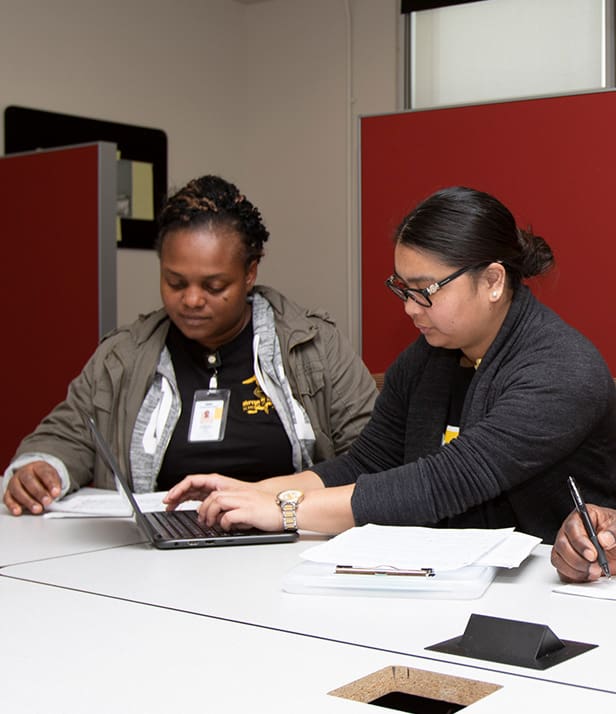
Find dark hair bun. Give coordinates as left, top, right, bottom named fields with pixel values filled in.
left=517, top=228, right=554, bottom=279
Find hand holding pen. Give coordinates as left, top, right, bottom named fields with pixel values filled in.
left=551, top=477, right=616, bottom=583
left=567, top=476, right=611, bottom=579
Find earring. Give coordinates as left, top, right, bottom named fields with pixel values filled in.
left=491, top=291, right=498, bottom=299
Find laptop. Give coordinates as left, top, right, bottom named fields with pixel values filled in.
left=85, top=415, right=298, bottom=549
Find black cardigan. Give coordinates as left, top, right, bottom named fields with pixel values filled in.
left=314, top=287, right=616, bottom=543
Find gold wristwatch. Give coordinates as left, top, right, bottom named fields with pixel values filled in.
left=276, top=489, right=304, bottom=531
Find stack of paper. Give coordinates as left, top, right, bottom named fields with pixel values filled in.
left=300, top=525, right=540, bottom=571
left=282, top=525, right=541, bottom=600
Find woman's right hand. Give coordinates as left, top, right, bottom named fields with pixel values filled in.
left=3, top=461, right=62, bottom=516
left=551, top=505, right=616, bottom=582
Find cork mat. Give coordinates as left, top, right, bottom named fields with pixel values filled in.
left=329, top=665, right=501, bottom=709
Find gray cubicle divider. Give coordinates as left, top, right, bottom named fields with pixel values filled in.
left=96, top=141, right=118, bottom=338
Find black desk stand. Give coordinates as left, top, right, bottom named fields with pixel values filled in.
left=426, top=613, right=597, bottom=670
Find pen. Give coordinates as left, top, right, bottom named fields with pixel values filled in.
left=335, top=565, right=435, bottom=577
left=567, top=476, right=611, bottom=579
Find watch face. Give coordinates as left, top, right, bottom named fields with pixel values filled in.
left=278, top=489, right=303, bottom=504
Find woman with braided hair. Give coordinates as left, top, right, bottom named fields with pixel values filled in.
left=3, top=175, right=377, bottom=515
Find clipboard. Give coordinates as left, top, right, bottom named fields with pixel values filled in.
left=282, top=561, right=497, bottom=599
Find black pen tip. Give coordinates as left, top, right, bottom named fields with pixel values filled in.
left=602, top=565, right=612, bottom=579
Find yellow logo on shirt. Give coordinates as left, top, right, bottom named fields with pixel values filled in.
left=442, top=425, right=460, bottom=445
left=242, top=375, right=274, bottom=415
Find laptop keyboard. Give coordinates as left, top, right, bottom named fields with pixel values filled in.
left=149, top=510, right=232, bottom=539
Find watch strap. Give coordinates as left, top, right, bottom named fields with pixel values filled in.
left=280, top=501, right=298, bottom=531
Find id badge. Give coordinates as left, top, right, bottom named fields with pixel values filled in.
left=188, top=389, right=230, bottom=442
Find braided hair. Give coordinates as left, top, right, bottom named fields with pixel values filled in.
left=156, top=175, right=270, bottom=265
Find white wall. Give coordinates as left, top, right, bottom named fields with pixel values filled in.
left=412, top=0, right=606, bottom=108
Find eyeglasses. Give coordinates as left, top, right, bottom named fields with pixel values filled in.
left=385, top=264, right=486, bottom=308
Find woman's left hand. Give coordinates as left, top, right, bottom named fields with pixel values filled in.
left=164, top=474, right=251, bottom=511
left=199, top=488, right=283, bottom=532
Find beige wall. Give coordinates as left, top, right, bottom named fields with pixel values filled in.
left=5, top=0, right=602, bottom=348
left=232, top=0, right=400, bottom=346
left=0, top=0, right=400, bottom=347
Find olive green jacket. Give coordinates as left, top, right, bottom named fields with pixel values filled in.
left=6, top=286, right=377, bottom=493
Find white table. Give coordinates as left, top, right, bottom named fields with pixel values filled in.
left=2, top=514, right=615, bottom=696
left=2, top=575, right=614, bottom=713
left=0, top=510, right=144, bottom=566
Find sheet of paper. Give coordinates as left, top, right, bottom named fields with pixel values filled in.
left=474, top=530, right=542, bottom=568
left=43, top=488, right=201, bottom=518
left=553, top=578, right=616, bottom=601
left=300, top=524, right=522, bottom=572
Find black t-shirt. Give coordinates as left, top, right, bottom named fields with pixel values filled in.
left=156, top=322, right=293, bottom=490
left=439, top=360, right=515, bottom=530
left=442, top=362, right=475, bottom=445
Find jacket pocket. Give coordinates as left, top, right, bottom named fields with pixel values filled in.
left=293, top=361, right=325, bottom=397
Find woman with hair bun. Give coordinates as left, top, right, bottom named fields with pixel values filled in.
left=3, top=175, right=377, bottom=515
left=166, top=186, right=616, bottom=543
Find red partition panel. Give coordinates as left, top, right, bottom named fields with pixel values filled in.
left=361, top=90, right=616, bottom=374
left=0, top=145, right=102, bottom=467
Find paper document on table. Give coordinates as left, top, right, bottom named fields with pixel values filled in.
left=300, top=525, right=539, bottom=572
left=474, top=530, right=542, bottom=568
left=554, top=578, right=616, bottom=601
left=43, top=488, right=200, bottom=518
